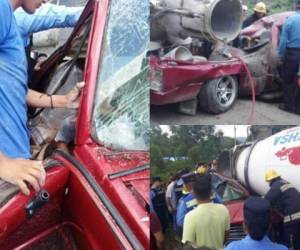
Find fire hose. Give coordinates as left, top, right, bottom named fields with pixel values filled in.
left=221, top=47, right=256, bottom=124
left=236, top=57, right=256, bottom=125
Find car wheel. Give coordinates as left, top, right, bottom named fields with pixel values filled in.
left=199, top=75, right=238, bottom=114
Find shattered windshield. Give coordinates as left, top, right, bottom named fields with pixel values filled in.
left=92, top=0, right=149, bottom=151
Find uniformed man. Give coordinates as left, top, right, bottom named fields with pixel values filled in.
left=171, top=169, right=189, bottom=209
left=176, top=172, right=198, bottom=237
left=151, top=176, right=169, bottom=233
left=225, top=196, right=288, bottom=250
left=264, top=170, right=300, bottom=250
left=243, top=2, right=267, bottom=28
left=278, top=0, right=300, bottom=114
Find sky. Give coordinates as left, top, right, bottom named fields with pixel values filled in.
left=159, top=125, right=249, bottom=138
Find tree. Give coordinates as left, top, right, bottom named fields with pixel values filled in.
left=150, top=125, right=235, bottom=181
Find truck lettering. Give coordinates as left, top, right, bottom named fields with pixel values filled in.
left=273, top=132, right=300, bottom=146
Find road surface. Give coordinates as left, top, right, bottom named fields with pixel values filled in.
left=151, top=98, right=300, bottom=125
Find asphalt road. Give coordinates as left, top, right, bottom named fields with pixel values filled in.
left=151, top=98, right=300, bottom=125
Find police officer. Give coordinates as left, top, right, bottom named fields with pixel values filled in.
left=225, top=196, right=288, bottom=250
left=277, top=0, right=300, bottom=114
left=264, top=170, right=300, bottom=250
left=176, top=172, right=198, bottom=237
left=176, top=170, right=222, bottom=237
left=151, top=177, right=168, bottom=233
left=171, top=169, right=189, bottom=209
left=243, top=2, right=267, bottom=28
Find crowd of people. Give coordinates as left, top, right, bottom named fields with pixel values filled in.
left=150, top=163, right=300, bottom=250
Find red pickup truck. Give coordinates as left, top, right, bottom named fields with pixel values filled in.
left=150, top=12, right=293, bottom=115
left=0, top=0, right=150, bottom=249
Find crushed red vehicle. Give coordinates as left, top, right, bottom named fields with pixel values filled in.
left=211, top=172, right=249, bottom=242
left=0, top=0, right=150, bottom=249
left=213, top=171, right=283, bottom=245
left=150, top=12, right=294, bottom=115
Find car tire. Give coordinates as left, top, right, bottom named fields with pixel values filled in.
left=199, top=75, right=238, bottom=114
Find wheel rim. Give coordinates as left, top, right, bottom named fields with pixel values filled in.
left=216, top=76, right=237, bottom=107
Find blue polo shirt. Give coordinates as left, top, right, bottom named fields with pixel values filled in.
left=176, top=193, right=197, bottom=227
left=225, top=235, right=288, bottom=250
left=176, top=192, right=222, bottom=227
left=0, top=0, right=30, bottom=158
left=278, top=11, right=300, bottom=58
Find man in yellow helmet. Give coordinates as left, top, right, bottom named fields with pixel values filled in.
left=243, top=2, right=267, bottom=28
left=264, top=169, right=300, bottom=250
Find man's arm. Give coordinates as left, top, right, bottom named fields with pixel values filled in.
left=166, top=197, right=173, bottom=212
left=224, top=206, right=231, bottom=244
left=0, top=152, right=46, bottom=196
left=154, top=231, right=164, bottom=250
left=0, top=0, right=12, bottom=44
left=26, top=82, right=84, bottom=108
left=15, top=3, right=84, bottom=46
left=165, top=183, right=174, bottom=212
left=264, top=184, right=281, bottom=206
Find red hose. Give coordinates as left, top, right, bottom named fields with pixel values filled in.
left=236, top=57, right=256, bottom=124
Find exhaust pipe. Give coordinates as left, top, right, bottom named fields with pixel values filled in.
left=151, top=0, right=243, bottom=44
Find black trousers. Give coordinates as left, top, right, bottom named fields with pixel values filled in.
left=284, top=222, right=300, bottom=250
left=281, top=48, right=300, bottom=111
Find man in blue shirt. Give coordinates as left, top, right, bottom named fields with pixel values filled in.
left=14, top=3, right=83, bottom=84
left=176, top=173, right=198, bottom=237
left=0, top=0, right=83, bottom=196
left=278, top=0, right=300, bottom=114
left=225, top=196, right=288, bottom=250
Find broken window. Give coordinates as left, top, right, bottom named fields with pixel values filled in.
left=221, top=183, right=246, bottom=202
left=92, top=0, right=149, bottom=151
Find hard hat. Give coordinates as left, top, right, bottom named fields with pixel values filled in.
left=265, top=169, right=280, bottom=182
left=196, top=165, right=208, bottom=175
left=242, top=5, right=248, bottom=11
left=254, top=2, right=267, bottom=14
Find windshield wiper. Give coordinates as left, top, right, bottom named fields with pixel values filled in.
left=108, top=164, right=150, bottom=180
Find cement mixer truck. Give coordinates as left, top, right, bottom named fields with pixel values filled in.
left=218, top=126, right=300, bottom=196
left=150, top=1, right=293, bottom=115
left=214, top=126, right=300, bottom=244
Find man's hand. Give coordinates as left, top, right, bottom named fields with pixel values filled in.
left=64, top=81, right=85, bottom=109
left=0, top=154, right=46, bottom=196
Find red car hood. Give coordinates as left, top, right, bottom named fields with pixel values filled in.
left=226, top=200, right=244, bottom=224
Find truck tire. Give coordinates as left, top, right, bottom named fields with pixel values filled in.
left=199, top=75, right=238, bottom=114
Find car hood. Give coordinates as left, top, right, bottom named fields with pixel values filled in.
left=225, top=200, right=244, bottom=224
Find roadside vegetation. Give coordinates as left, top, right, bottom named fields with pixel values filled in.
left=245, top=0, right=294, bottom=14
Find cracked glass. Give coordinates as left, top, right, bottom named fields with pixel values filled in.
left=92, top=0, right=149, bottom=151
